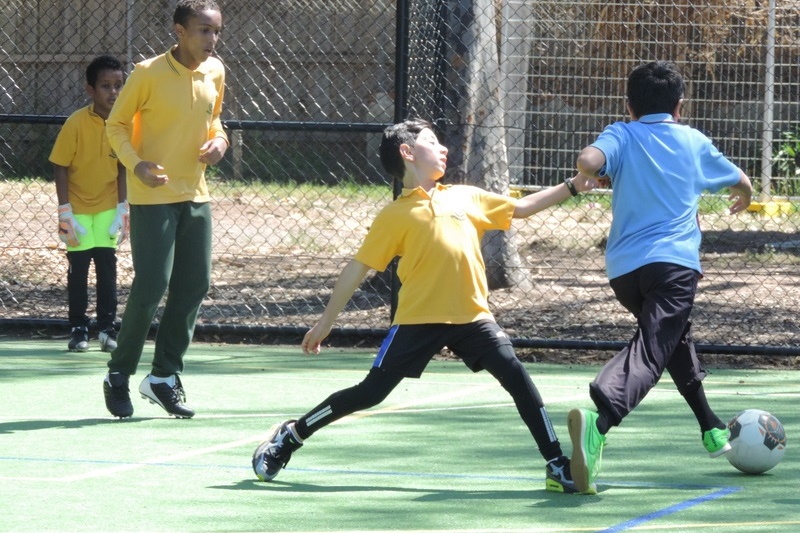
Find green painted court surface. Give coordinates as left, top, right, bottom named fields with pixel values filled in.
left=0, top=338, right=798, bottom=533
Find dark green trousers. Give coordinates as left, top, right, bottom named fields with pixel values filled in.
left=108, top=202, right=212, bottom=376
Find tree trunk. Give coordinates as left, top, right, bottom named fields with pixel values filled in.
left=441, top=0, right=532, bottom=290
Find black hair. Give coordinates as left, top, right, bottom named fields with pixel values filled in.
left=173, top=0, right=221, bottom=26
left=379, top=118, right=434, bottom=180
left=85, top=55, right=123, bottom=87
left=626, top=60, right=686, bottom=118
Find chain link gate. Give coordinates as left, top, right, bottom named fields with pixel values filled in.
left=1, top=0, right=799, bottom=356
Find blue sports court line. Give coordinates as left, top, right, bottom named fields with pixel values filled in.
left=597, top=486, right=742, bottom=533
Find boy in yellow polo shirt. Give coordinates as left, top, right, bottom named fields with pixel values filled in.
left=103, top=0, right=228, bottom=419
left=252, top=119, right=601, bottom=493
left=50, top=55, right=127, bottom=353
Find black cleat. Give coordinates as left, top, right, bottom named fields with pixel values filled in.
left=252, top=420, right=303, bottom=481
left=68, top=326, right=89, bottom=352
left=103, top=372, right=133, bottom=418
left=545, top=455, right=596, bottom=494
left=139, top=374, right=195, bottom=418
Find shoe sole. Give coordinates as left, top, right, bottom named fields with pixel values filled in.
left=545, top=478, right=597, bottom=495
left=709, top=442, right=732, bottom=458
left=140, top=393, right=194, bottom=419
left=567, top=409, right=593, bottom=494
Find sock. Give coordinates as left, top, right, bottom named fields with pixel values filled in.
left=596, top=410, right=612, bottom=435
left=149, top=374, right=176, bottom=387
left=287, top=421, right=304, bottom=443
left=682, top=384, right=723, bottom=432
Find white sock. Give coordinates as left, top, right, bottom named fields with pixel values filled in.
left=149, top=374, right=176, bottom=387
left=287, top=422, right=304, bottom=443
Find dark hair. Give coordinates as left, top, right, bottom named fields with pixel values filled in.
left=379, top=118, right=434, bottom=180
left=85, top=55, right=123, bottom=87
left=626, top=61, right=685, bottom=118
left=174, top=0, right=221, bottom=26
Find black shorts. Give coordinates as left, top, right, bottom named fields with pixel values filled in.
left=372, top=319, right=513, bottom=378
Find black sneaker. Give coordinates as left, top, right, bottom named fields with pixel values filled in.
left=68, top=326, right=89, bottom=352
left=98, top=328, right=117, bottom=352
left=103, top=372, right=133, bottom=418
left=138, top=374, right=195, bottom=418
left=545, top=455, right=596, bottom=494
left=252, top=420, right=303, bottom=481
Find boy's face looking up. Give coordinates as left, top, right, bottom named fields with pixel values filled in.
left=87, top=69, right=123, bottom=118
left=174, top=8, right=222, bottom=69
left=403, top=128, right=448, bottom=180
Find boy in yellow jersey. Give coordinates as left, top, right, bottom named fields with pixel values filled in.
left=103, top=0, right=228, bottom=419
left=252, top=119, right=601, bottom=493
left=50, top=55, right=127, bottom=354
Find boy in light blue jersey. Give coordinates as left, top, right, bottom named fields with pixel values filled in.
left=566, top=60, right=753, bottom=493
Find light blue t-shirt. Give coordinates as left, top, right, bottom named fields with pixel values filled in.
left=592, top=113, right=742, bottom=279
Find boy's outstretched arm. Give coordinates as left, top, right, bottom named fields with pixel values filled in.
left=728, top=170, right=753, bottom=214
left=301, top=259, right=371, bottom=354
left=513, top=172, right=598, bottom=219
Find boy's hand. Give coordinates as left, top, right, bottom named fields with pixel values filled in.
left=109, top=201, right=130, bottom=244
left=57, top=203, right=87, bottom=247
left=198, top=137, right=228, bottom=166
left=728, top=185, right=752, bottom=214
left=134, top=161, right=169, bottom=188
left=301, top=322, right=333, bottom=355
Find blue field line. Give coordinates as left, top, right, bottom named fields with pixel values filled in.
left=597, top=485, right=742, bottom=533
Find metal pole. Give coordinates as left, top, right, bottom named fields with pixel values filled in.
left=389, top=0, right=411, bottom=322
left=759, top=0, right=776, bottom=202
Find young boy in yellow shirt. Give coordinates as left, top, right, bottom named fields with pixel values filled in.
left=252, top=118, right=601, bottom=493
left=103, top=0, right=228, bottom=419
left=50, top=54, right=127, bottom=353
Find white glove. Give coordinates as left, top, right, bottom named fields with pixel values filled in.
left=108, top=200, right=130, bottom=245
left=57, top=203, right=87, bottom=247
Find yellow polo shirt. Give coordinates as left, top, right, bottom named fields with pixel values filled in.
left=106, top=48, right=228, bottom=205
left=355, top=183, right=515, bottom=325
left=49, top=104, right=120, bottom=214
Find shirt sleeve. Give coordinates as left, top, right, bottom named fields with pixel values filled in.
left=209, top=69, right=228, bottom=144
left=476, top=189, right=515, bottom=231
left=354, top=208, right=399, bottom=272
left=694, top=131, right=743, bottom=193
left=106, top=65, right=145, bottom=171
left=49, top=114, right=78, bottom=167
left=590, top=122, right=624, bottom=178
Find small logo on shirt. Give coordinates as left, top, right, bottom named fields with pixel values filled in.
left=450, top=208, right=467, bottom=221
left=207, top=104, right=213, bottom=115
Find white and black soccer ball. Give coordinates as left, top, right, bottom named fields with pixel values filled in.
left=726, top=409, right=786, bottom=474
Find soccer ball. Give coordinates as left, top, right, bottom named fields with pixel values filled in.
left=726, top=409, right=786, bottom=474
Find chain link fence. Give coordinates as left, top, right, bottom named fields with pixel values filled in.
left=1, top=0, right=799, bottom=355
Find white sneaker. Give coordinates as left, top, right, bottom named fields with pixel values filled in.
left=98, top=329, right=118, bottom=352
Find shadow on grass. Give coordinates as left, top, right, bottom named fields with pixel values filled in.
left=0, top=417, right=153, bottom=433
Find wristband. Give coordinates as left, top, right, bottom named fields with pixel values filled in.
left=565, top=178, right=578, bottom=197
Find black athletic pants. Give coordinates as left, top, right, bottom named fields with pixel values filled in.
left=67, top=247, right=117, bottom=331
left=294, top=321, right=564, bottom=461
left=589, top=262, right=709, bottom=428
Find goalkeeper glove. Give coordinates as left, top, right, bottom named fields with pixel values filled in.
left=57, top=203, right=87, bottom=247
left=108, top=201, right=130, bottom=244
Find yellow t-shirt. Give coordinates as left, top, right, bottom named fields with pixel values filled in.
left=49, top=104, right=120, bottom=214
left=355, top=183, right=515, bottom=325
left=106, top=48, right=228, bottom=205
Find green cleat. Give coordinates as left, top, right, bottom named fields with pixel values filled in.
left=703, top=427, right=732, bottom=458
left=567, top=408, right=605, bottom=494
